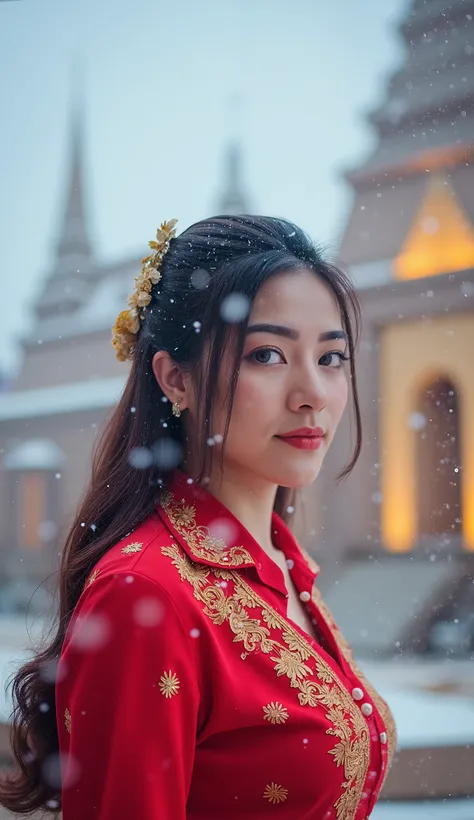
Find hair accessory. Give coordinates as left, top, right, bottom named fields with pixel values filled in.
left=172, top=399, right=182, bottom=418
left=112, top=218, right=178, bottom=362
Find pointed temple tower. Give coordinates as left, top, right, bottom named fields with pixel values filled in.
left=214, top=94, right=252, bottom=215
left=0, top=86, right=136, bottom=592
left=315, top=0, right=474, bottom=661
left=35, top=97, right=94, bottom=328
left=216, top=140, right=251, bottom=215
left=13, top=91, right=99, bottom=393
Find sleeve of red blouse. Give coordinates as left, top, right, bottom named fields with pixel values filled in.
left=56, top=571, right=199, bottom=820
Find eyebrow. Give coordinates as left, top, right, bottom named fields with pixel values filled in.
left=246, top=323, right=348, bottom=344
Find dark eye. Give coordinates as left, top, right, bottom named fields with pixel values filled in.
left=250, top=347, right=285, bottom=365
left=320, top=351, right=349, bottom=368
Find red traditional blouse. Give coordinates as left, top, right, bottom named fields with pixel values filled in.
left=56, top=469, right=397, bottom=820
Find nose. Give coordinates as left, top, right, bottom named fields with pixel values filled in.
left=287, top=364, right=328, bottom=413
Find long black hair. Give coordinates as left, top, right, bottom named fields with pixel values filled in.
left=0, top=214, right=362, bottom=813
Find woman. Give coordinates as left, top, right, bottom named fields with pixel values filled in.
left=1, top=215, right=396, bottom=819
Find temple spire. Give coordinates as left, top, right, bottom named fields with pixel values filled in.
left=216, top=94, right=252, bottom=215
left=217, top=141, right=251, bottom=215
left=35, top=68, right=93, bottom=321
left=55, top=66, right=92, bottom=270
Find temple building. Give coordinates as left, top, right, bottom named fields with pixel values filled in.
left=317, top=0, right=474, bottom=664
left=0, top=94, right=252, bottom=613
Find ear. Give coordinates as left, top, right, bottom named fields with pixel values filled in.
left=152, top=351, right=189, bottom=411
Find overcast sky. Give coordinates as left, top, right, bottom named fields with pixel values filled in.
left=0, top=0, right=407, bottom=374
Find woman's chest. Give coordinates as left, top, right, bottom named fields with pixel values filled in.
left=187, top=569, right=392, bottom=820
left=276, top=555, right=318, bottom=639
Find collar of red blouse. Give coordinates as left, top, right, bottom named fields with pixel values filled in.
left=156, top=468, right=320, bottom=598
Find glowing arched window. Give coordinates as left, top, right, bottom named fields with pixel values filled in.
left=4, top=439, right=65, bottom=551
left=17, top=472, right=46, bottom=550
left=415, top=378, right=462, bottom=539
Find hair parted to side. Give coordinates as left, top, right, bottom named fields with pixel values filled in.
left=0, top=214, right=362, bottom=814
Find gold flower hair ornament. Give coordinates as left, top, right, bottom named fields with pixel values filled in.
left=112, top=218, right=178, bottom=362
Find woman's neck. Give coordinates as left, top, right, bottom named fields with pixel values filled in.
left=192, top=464, right=278, bottom=555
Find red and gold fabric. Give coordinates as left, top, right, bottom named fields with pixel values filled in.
left=56, top=469, right=396, bottom=819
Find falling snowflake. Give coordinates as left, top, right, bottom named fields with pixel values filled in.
left=128, top=447, right=153, bottom=469
left=190, top=268, right=210, bottom=290
left=220, top=293, right=250, bottom=323
left=421, top=216, right=439, bottom=234
left=408, top=412, right=427, bottom=431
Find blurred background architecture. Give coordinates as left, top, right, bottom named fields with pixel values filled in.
left=0, top=0, right=473, bottom=816
left=315, top=1, right=474, bottom=806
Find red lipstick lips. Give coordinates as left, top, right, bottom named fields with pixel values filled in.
left=277, top=427, right=325, bottom=451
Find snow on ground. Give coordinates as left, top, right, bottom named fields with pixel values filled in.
left=372, top=798, right=474, bottom=819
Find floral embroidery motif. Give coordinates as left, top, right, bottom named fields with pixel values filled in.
left=262, top=608, right=280, bottom=629
left=121, top=542, right=143, bottom=555
left=263, top=702, right=289, bottom=725
left=64, top=708, right=71, bottom=734
left=160, top=490, right=397, bottom=820
left=160, top=492, right=254, bottom=567
left=263, top=783, right=288, bottom=804
left=86, top=569, right=99, bottom=587
left=161, top=540, right=369, bottom=820
left=311, top=586, right=397, bottom=778
left=159, top=671, right=180, bottom=698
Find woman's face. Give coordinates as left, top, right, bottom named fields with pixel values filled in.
left=189, top=268, right=350, bottom=489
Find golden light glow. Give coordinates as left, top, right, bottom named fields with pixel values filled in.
left=381, top=482, right=415, bottom=553
left=19, top=472, right=45, bottom=549
left=463, top=410, right=474, bottom=551
left=379, top=341, right=416, bottom=552
left=394, top=174, right=474, bottom=280
left=380, top=315, right=474, bottom=552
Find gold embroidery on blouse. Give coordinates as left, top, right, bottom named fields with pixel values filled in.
left=159, top=671, right=180, bottom=698
left=160, top=491, right=255, bottom=567
left=263, top=783, right=288, bottom=804
left=311, top=586, right=397, bottom=778
left=262, top=608, right=280, bottom=629
left=162, top=543, right=368, bottom=820
left=86, top=569, right=99, bottom=587
left=64, top=708, right=71, bottom=734
left=263, top=702, right=289, bottom=725
left=121, top=542, right=143, bottom=554
left=161, top=490, right=385, bottom=820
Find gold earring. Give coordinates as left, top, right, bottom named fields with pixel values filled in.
left=172, top=399, right=181, bottom=418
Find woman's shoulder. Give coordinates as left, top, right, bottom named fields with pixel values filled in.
left=61, top=513, right=208, bottom=696
left=83, top=511, right=190, bottom=599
